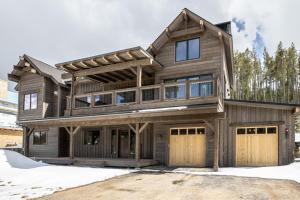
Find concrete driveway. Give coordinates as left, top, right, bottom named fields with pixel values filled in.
left=37, top=172, right=300, bottom=200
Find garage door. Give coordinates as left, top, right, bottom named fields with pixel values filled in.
left=236, top=126, right=278, bottom=166
left=169, top=127, right=206, bottom=167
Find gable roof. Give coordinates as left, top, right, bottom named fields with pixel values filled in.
left=148, top=8, right=234, bottom=86
left=8, top=54, right=66, bottom=86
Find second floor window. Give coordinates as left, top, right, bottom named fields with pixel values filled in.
left=24, top=93, right=37, bottom=110
left=175, top=38, right=200, bottom=62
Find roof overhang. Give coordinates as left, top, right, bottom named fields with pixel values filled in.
left=56, top=46, right=162, bottom=83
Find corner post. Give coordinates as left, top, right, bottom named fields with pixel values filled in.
left=213, top=119, right=220, bottom=171
left=70, top=75, right=75, bottom=116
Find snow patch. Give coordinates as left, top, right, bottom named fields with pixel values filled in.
left=0, top=150, right=132, bottom=200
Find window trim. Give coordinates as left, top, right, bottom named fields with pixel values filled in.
left=23, top=92, right=38, bottom=111
left=236, top=126, right=278, bottom=135
left=175, top=37, right=200, bottom=62
left=170, top=127, right=206, bottom=136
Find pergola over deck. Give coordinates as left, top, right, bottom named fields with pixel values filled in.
left=56, top=46, right=162, bottom=83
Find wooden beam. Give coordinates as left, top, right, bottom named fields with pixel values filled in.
left=170, top=27, right=204, bottom=39
left=127, top=51, right=138, bottom=60
left=73, top=126, right=81, bottom=135
left=165, top=27, right=171, bottom=38
left=106, top=72, right=126, bottom=81
left=213, top=119, right=220, bottom=171
left=96, top=74, right=118, bottom=82
left=88, top=75, right=109, bottom=83
left=69, top=75, right=75, bottom=116
left=117, top=70, right=134, bottom=80
left=128, top=124, right=136, bottom=134
left=69, top=126, right=74, bottom=159
left=139, top=122, right=149, bottom=134
left=8, top=74, right=20, bottom=82
left=203, top=119, right=215, bottom=132
left=136, top=65, right=142, bottom=104
left=57, top=86, right=61, bottom=117
left=135, top=123, right=140, bottom=167
left=74, top=59, right=151, bottom=77
left=130, top=67, right=137, bottom=75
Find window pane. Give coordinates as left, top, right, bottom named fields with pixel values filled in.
left=94, top=94, right=112, bottom=106
left=179, top=129, right=187, bottom=135
left=40, top=131, right=47, bottom=144
left=188, top=128, right=196, bottom=135
left=197, top=128, right=205, bottom=134
left=170, top=129, right=178, bottom=135
left=237, top=128, right=246, bottom=134
left=24, top=94, right=31, bottom=110
left=191, top=82, right=213, bottom=97
left=257, top=128, right=266, bottom=134
left=142, top=88, right=160, bottom=101
left=75, top=96, right=91, bottom=108
left=176, top=41, right=187, bottom=61
left=116, top=91, right=136, bottom=104
left=165, top=84, right=185, bottom=99
left=188, top=38, right=200, bottom=59
left=247, top=128, right=256, bottom=134
left=31, top=93, right=38, bottom=109
left=33, top=132, right=40, bottom=145
left=267, top=127, right=277, bottom=134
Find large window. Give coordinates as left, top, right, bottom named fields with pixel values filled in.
left=165, top=84, right=186, bottom=99
left=116, top=90, right=136, bottom=104
left=84, top=130, right=100, bottom=145
left=175, top=38, right=200, bottom=62
left=75, top=96, right=91, bottom=108
left=24, top=93, right=37, bottom=110
left=33, top=131, right=47, bottom=145
left=94, top=93, right=112, bottom=106
left=190, top=74, right=214, bottom=97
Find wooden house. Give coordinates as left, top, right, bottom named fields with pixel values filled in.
left=8, top=8, right=298, bottom=170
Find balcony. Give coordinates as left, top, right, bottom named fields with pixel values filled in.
left=66, top=78, right=223, bottom=116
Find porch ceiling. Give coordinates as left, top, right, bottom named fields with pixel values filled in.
left=56, top=47, right=162, bottom=83
left=18, top=106, right=225, bottom=128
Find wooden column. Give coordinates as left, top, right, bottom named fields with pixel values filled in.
left=24, top=127, right=34, bottom=157
left=57, top=86, right=61, bottom=117
left=70, top=75, right=75, bottom=116
left=135, top=123, right=140, bottom=167
left=136, top=65, right=142, bottom=103
left=69, top=127, right=74, bottom=159
left=214, top=119, right=220, bottom=171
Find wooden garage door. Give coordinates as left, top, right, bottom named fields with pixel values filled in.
left=236, top=126, right=278, bottom=166
left=169, top=127, right=206, bottom=167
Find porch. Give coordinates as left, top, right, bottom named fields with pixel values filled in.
left=33, top=157, right=158, bottom=168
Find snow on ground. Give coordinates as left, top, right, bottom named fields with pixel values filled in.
left=168, top=162, right=300, bottom=183
left=0, top=150, right=132, bottom=200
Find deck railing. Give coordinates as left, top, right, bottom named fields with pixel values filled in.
left=67, top=78, right=222, bottom=112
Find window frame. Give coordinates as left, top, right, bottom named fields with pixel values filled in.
left=84, top=130, right=101, bottom=145
left=23, top=92, right=38, bottom=111
left=170, top=127, right=206, bottom=136
left=93, top=92, right=113, bottom=107
left=33, top=130, right=47, bottom=145
left=74, top=94, right=92, bottom=109
left=175, top=37, right=200, bottom=62
left=236, top=126, right=278, bottom=135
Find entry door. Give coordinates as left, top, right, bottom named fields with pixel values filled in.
left=169, top=127, right=206, bottom=167
left=118, top=130, right=130, bottom=158
left=236, top=126, right=278, bottom=166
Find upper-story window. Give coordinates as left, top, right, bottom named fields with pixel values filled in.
left=24, top=93, right=37, bottom=110
left=175, top=38, right=200, bottom=62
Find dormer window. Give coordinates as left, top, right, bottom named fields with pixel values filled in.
left=24, top=93, right=37, bottom=110
left=175, top=38, right=200, bottom=62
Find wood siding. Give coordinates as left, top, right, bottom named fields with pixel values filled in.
left=29, top=127, right=59, bottom=157
left=219, top=104, right=295, bottom=167
left=18, top=73, right=44, bottom=120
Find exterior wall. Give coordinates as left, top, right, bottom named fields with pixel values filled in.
left=29, top=127, right=59, bottom=157
left=18, top=72, right=44, bottom=120
left=44, top=77, right=57, bottom=118
left=154, top=29, right=222, bottom=84
left=0, top=129, right=22, bottom=147
left=153, top=122, right=214, bottom=167
left=220, top=104, right=295, bottom=167
left=74, top=125, right=153, bottom=159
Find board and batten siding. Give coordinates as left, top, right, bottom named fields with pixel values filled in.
left=219, top=104, right=295, bottom=167
left=28, top=127, right=59, bottom=157
left=153, top=122, right=214, bottom=167
left=18, top=72, right=44, bottom=121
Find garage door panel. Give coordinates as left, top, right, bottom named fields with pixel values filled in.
left=169, top=128, right=206, bottom=167
left=236, top=126, right=278, bottom=166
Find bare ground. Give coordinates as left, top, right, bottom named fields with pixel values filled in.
left=36, top=172, right=300, bottom=200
